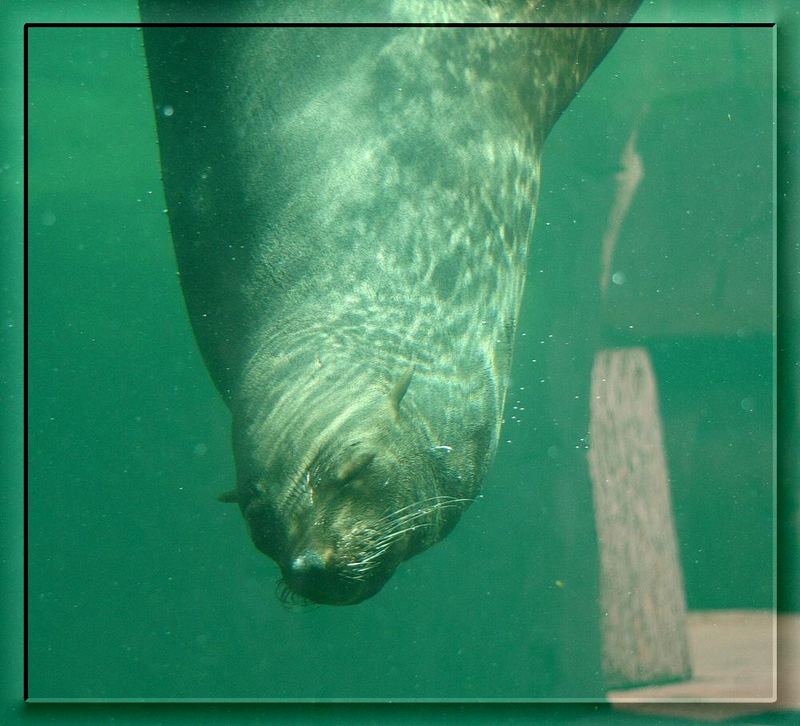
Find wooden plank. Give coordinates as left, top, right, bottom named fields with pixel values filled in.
left=589, top=347, right=692, bottom=688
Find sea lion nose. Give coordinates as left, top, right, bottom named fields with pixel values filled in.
left=286, top=547, right=363, bottom=605
left=291, top=548, right=328, bottom=574
left=286, top=548, right=336, bottom=600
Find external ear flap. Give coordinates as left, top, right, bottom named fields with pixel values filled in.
left=336, top=451, right=376, bottom=483
left=388, top=366, right=414, bottom=419
left=217, top=489, right=239, bottom=503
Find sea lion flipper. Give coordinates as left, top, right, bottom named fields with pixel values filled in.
left=217, top=489, right=239, bottom=503
left=388, top=366, right=414, bottom=419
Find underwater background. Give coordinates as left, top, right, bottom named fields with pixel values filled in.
left=2, top=0, right=797, bottom=721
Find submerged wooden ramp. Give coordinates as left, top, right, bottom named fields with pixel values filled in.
left=609, top=610, right=799, bottom=722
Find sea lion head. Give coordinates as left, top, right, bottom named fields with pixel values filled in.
left=231, top=368, right=472, bottom=605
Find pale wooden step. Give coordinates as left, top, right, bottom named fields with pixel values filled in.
left=609, top=610, right=799, bottom=722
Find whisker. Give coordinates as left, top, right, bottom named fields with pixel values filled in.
left=275, top=578, right=315, bottom=613
left=337, top=494, right=477, bottom=583
left=374, top=496, right=475, bottom=526
left=374, top=523, right=434, bottom=544
left=346, top=543, right=392, bottom=568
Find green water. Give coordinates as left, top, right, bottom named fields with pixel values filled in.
left=13, top=1, right=788, bottom=713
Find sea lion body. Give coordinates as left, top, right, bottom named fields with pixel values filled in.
left=141, top=1, right=640, bottom=604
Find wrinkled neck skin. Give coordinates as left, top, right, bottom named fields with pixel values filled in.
left=141, top=0, right=641, bottom=605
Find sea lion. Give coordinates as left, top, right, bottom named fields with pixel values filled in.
left=141, top=1, right=641, bottom=605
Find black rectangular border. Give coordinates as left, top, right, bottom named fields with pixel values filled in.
left=22, top=18, right=780, bottom=712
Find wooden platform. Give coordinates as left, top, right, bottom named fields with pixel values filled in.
left=608, top=610, right=798, bottom=722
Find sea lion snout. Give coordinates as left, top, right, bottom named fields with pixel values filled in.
left=283, top=546, right=384, bottom=605
left=239, top=441, right=407, bottom=604
left=237, top=394, right=473, bottom=604
left=280, top=477, right=408, bottom=604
